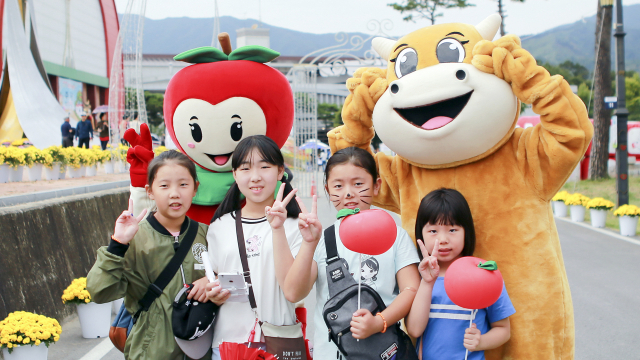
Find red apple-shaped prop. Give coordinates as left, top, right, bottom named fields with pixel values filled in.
left=339, top=209, right=397, bottom=255
left=444, top=257, right=503, bottom=310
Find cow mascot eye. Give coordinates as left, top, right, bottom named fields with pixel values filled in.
left=230, top=121, right=243, bottom=141
left=190, top=122, right=203, bottom=142
left=394, top=47, right=418, bottom=79
left=437, top=38, right=466, bottom=63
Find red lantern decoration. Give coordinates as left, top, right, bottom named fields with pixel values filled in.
left=444, top=257, right=503, bottom=309
left=339, top=209, right=397, bottom=255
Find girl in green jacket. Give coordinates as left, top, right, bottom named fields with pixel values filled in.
left=87, top=150, right=215, bottom=360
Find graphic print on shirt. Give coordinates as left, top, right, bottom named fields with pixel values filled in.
left=360, top=256, right=379, bottom=290
left=246, top=235, right=262, bottom=258
left=192, top=243, right=207, bottom=263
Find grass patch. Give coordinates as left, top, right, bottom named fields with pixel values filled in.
left=560, top=176, right=640, bottom=230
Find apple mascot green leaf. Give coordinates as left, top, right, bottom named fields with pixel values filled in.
left=337, top=208, right=397, bottom=255
left=162, top=45, right=293, bottom=223
left=444, top=257, right=503, bottom=309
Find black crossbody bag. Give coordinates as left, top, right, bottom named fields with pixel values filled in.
left=322, top=225, right=418, bottom=360
left=109, top=217, right=199, bottom=352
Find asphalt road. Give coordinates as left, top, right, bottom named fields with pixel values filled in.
left=45, top=198, right=640, bottom=360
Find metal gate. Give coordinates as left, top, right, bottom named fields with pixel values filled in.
left=290, top=65, right=319, bottom=197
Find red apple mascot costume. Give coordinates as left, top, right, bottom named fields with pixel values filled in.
left=126, top=35, right=294, bottom=223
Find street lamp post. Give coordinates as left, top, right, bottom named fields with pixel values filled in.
left=613, top=0, right=629, bottom=206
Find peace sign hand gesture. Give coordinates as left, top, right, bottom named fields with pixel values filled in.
left=417, top=240, right=440, bottom=284
left=295, top=195, right=322, bottom=244
left=266, top=185, right=298, bottom=230
left=113, top=199, right=148, bottom=245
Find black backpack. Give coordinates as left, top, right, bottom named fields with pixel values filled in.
left=322, top=225, right=418, bottom=360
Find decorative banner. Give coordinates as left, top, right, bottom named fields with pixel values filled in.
left=58, top=77, right=84, bottom=123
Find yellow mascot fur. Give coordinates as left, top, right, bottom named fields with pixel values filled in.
left=328, top=14, right=592, bottom=360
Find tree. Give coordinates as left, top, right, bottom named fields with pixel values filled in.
left=388, top=0, right=473, bottom=25
left=318, top=103, right=341, bottom=143
left=494, top=0, right=524, bottom=37
left=590, top=0, right=613, bottom=180
left=144, top=91, right=165, bottom=135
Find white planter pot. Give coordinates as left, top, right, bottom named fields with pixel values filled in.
left=66, top=167, right=77, bottom=179
left=570, top=205, right=585, bottom=222
left=86, top=165, right=97, bottom=177
left=58, top=164, right=66, bottom=180
left=8, top=166, right=24, bottom=182
left=43, top=163, right=61, bottom=180
left=0, top=164, right=9, bottom=183
left=590, top=209, right=608, bottom=228
left=116, top=160, right=125, bottom=174
left=76, top=302, right=111, bottom=338
left=27, top=164, right=43, bottom=181
left=104, top=160, right=114, bottom=174
left=2, top=343, right=48, bottom=360
left=553, top=201, right=567, bottom=217
left=112, top=298, right=124, bottom=314
left=78, top=166, right=87, bottom=177
left=619, top=216, right=639, bottom=237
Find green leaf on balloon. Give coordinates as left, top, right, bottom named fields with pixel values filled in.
left=477, top=261, right=498, bottom=271
left=337, top=208, right=360, bottom=219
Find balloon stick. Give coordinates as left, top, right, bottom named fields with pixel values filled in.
left=357, top=253, right=362, bottom=342
left=464, top=309, right=478, bottom=360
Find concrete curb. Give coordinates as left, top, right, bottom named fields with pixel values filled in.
left=555, top=216, right=640, bottom=246
left=0, top=180, right=130, bottom=207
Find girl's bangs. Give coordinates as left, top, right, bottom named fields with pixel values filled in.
left=232, top=136, right=283, bottom=169
left=423, top=199, right=462, bottom=227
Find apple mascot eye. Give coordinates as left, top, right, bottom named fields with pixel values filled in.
left=190, top=123, right=203, bottom=142
left=230, top=121, right=243, bottom=141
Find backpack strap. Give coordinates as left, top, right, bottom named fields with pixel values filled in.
left=133, top=218, right=199, bottom=321
left=324, top=225, right=357, bottom=298
left=235, top=209, right=258, bottom=311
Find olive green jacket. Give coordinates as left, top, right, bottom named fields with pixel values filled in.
left=87, top=214, right=210, bottom=360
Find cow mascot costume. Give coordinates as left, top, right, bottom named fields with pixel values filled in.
left=328, top=14, right=593, bottom=360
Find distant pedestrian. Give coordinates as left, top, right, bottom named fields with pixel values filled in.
left=61, top=116, right=74, bottom=148
left=76, top=112, right=93, bottom=149
left=96, top=113, right=110, bottom=150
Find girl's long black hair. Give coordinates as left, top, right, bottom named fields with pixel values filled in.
left=414, top=188, right=476, bottom=260
left=211, top=135, right=300, bottom=222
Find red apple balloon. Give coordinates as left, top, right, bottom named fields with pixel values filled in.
left=444, top=257, right=503, bottom=309
left=339, top=209, right=397, bottom=255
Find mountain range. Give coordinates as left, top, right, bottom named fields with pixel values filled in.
left=139, top=4, right=640, bottom=72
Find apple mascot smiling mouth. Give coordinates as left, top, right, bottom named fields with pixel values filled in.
left=126, top=39, right=294, bottom=224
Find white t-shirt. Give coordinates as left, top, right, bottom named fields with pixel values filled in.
left=312, top=219, right=420, bottom=359
left=207, top=212, right=303, bottom=348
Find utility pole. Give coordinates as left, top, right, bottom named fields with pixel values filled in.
left=614, top=0, right=629, bottom=206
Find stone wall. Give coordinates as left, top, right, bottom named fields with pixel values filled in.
left=0, top=188, right=129, bottom=321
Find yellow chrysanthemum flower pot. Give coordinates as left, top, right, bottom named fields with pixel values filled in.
left=62, top=278, right=111, bottom=339
left=0, top=311, right=61, bottom=359
left=614, top=205, right=640, bottom=236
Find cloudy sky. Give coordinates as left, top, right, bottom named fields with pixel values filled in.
left=115, top=0, right=640, bottom=37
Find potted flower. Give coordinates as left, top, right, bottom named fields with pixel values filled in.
left=62, top=148, right=82, bottom=178
left=3, top=147, right=26, bottom=182
left=102, top=149, right=115, bottom=174
left=61, top=277, right=111, bottom=339
left=43, top=146, right=66, bottom=180
left=0, top=311, right=62, bottom=360
left=551, top=191, right=570, bottom=217
left=0, top=146, right=8, bottom=183
left=585, top=197, right=615, bottom=228
left=613, top=204, right=640, bottom=237
left=564, top=193, right=590, bottom=222
left=83, top=148, right=99, bottom=177
left=22, top=148, right=51, bottom=182
left=115, top=144, right=129, bottom=173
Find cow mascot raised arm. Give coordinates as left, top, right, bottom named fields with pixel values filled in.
left=125, top=38, right=294, bottom=223
left=328, top=14, right=592, bottom=360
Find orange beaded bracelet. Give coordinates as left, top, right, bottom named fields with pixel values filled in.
left=376, top=312, right=387, bottom=334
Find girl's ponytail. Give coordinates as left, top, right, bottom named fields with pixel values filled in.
left=211, top=182, right=242, bottom=223
left=281, top=168, right=301, bottom=219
